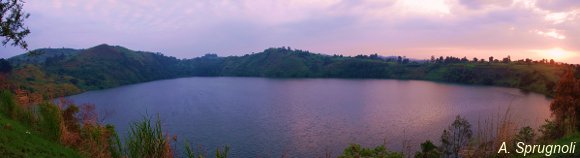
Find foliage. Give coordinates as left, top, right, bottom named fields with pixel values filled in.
left=339, top=144, right=403, bottom=158
left=77, top=124, right=117, bottom=158
left=0, top=58, right=12, bottom=73
left=184, top=141, right=230, bottom=158
left=440, top=115, right=472, bottom=158
left=0, top=89, right=34, bottom=125
left=0, top=0, right=30, bottom=49
left=124, top=115, right=173, bottom=158
left=549, top=68, right=580, bottom=136
left=0, top=90, right=16, bottom=118
left=514, top=126, right=536, bottom=144
left=0, top=113, right=81, bottom=157
left=38, top=102, right=63, bottom=141
left=539, top=119, right=564, bottom=143
left=6, top=45, right=567, bottom=97
left=414, top=140, right=440, bottom=158
left=215, top=146, right=230, bottom=158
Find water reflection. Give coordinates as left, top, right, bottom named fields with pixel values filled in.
left=68, top=77, right=551, bottom=157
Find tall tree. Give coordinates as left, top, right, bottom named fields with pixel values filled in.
left=1, top=0, right=30, bottom=50
left=549, top=68, right=580, bottom=135
left=440, top=115, right=472, bottom=158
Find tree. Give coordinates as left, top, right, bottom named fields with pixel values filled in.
left=1, top=0, right=30, bottom=50
left=549, top=68, right=580, bottom=135
left=489, top=56, right=494, bottom=63
left=0, top=58, right=12, bottom=73
left=414, top=140, right=441, bottom=158
left=397, top=56, right=402, bottom=64
left=514, top=126, right=535, bottom=144
left=440, top=115, right=472, bottom=158
left=502, top=55, right=511, bottom=63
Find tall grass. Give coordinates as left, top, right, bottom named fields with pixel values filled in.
left=124, top=115, right=173, bottom=158
left=469, top=107, right=518, bottom=157
left=0, top=90, right=33, bottom=125
left=0, top=90, right=16, bottom=116
left=38, top=102, right=63, bottom=141
left=183, top=141, right=230, bottom=158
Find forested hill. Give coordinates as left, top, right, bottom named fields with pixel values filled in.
left=5, top=44, right=572, bottom=97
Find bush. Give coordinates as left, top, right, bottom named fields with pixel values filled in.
left=0, top=90, right=17, bottom=117
left=78, top=124, right=117, bottom=158
left=414, top=140, right=440, bottom=158
left=539, top=119, right=563, bottom=142
left=38, top=102, right=63, bottom=141
left=339, top=144, right=403, bottom=158
left=514, top=126, right=535, bottom=144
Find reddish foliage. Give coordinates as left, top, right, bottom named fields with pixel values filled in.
left=80, top=103, right=98, bottom=125
left=549, top=68, right=580, bottom=135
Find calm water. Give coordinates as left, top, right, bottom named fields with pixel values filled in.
left=68, top=77, right=551, bottom=157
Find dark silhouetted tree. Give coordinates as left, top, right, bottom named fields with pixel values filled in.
left=415, top=140, right=441, bottom=158
left=440, top=115, right=472, bottom=158
left=397, top=56, right=402, bottom=64
left=489, top=56, right=494, bottom=63
left=1, top=0, right=30, bottom=50
left=0, top=58, right=12, bottom=73
left=502, top=55, right=511, bottom=63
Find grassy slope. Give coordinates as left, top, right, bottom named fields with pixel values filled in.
left=0, top=114, right=81, bottom=158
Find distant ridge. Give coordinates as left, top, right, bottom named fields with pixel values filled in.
left=6, top=44, right=566, bottom=96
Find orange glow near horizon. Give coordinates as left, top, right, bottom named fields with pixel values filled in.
left=535, top=48, right=576, bottom=61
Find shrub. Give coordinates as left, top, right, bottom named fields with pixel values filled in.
left=38, top=102, right=63, bottom=141
left=78, top=124, right=117, bottom=158
left=539, top=119, right=563, bottom=142
left=339, top=144, right=403, bottom=158
left=514, top=126, right=535, bottom=144
left=0, top=90, right=16, bottom=117
left=414, top=140, right=440, bottom=158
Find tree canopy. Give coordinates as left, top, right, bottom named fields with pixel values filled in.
left=1, top=0, right=30, bottom=50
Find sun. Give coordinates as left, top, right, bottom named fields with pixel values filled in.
left=536, top=48, right=575, bottom=60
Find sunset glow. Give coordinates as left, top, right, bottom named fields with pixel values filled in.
left=0, top=0, right=579, bottom=64
left=535, top=48, right=576, bottom=60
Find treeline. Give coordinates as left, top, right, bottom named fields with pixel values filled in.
left=3, top=44, right=574, bottom=97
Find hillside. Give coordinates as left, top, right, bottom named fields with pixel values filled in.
left=0, top=114, right=82, bottom=157
left=6, top=44, right=570, bottom=97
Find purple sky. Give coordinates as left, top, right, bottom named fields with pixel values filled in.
left=1, top=0, right=579, bottom=63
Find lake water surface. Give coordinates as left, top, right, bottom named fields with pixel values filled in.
left=68, top=77, right=551, bottom=157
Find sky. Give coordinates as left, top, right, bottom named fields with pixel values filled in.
left=0, top=0, right=579, bottom=63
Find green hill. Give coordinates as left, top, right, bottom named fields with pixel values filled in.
left=6, top=44, right=569, bottom=97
